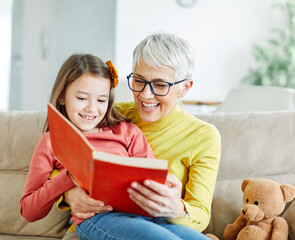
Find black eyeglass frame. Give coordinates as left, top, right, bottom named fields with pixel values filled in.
left=127, top=73, right=187, bottom=97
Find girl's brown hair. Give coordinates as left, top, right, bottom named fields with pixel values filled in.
left=44, top=53, right=129, bottom=132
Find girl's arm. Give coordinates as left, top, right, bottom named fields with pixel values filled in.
left=20, top=133, right=76, bottom=222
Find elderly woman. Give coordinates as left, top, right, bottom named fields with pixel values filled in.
left=63, top=32, right=221, bottom=240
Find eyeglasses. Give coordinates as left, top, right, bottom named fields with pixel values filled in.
left=127, top=73, right=187, bottom=97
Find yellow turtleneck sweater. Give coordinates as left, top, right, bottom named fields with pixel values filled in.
left=115, top=101, right=221, bottom=232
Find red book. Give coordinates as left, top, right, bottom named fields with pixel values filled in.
left=47, top=103, right=168, bottom=216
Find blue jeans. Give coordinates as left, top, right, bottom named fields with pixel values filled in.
left=76, top=212, right=210, bottom=240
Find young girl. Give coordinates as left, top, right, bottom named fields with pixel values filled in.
left=20, top=53, right=155, bottom=235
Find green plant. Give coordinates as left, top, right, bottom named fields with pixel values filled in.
left=242, top=1, right=295, bottom=88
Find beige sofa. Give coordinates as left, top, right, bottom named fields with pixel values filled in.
left=0, top=109, right=294, bottom=239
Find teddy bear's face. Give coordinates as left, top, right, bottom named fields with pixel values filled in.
left=241, top=179, right=286, bottom=222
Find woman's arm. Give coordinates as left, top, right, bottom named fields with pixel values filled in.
left=127, top=124, right=221, bottom=232
left=169, top=124, right=221, bottom=230
left=124, top=123, right=186, bottom=218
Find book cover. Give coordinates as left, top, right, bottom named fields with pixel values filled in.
left=47, top=103, right=168, bottom=216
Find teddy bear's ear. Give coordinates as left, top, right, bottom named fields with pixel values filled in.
left=241, top=179, right=251, bottom=192
left=280, top=184, right=295, bottom=203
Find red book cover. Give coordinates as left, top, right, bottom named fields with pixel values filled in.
left=47, top=103, right=168, bottom=216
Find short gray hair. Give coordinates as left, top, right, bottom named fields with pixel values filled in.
left=132, top=32, right=195, bottom=82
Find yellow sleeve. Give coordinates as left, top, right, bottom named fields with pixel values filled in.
left=167, top=124, right=221, bottom=232
left=167, top=200, right=209, bottom=231
left=50, top=169, right=71, bottom=211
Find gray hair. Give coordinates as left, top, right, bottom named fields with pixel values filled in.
left=132, top=32, right=195, bottom=82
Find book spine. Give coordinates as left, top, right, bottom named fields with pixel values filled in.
left=89, top=155, right=95, bottom=196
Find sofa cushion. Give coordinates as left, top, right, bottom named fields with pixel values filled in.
left=1, top=109, right=294, bottom=239
left=282, top=199, right=295, bottom=240
left=197, top=111, right=295, bottom=239
left=0, top=111, right=70, bottom=238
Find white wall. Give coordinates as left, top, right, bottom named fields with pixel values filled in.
left=0, top=0, right=13, bottom=110
left=21, top=0, right=52, bottom=110
left=9, top=0, right=54, bottom=110
left=9, top=0, right=116, bottom=110
left=6, top=0, right=286, bottom=110
left=115, top=0, right=285, bottom=102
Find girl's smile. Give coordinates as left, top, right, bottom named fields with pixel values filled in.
left=79, top=113, right=97, bottom=121
left=62, top=73, right=110, bottom=133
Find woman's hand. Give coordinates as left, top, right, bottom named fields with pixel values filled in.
left=127, top=174, right=186, bottom=219
left=64, top=187, right=113, bottom=219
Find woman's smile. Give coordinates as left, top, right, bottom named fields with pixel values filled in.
left=133, top=59, right=179, bottom=122
left=141, top=102, right=160, bottom=112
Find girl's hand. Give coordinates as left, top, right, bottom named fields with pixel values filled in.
left=64, top=187, right=113, bottom=219
left=127, top=174, right=186, bottom=219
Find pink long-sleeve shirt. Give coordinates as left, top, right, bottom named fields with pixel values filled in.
left=20, top=121, right=155, bottom=225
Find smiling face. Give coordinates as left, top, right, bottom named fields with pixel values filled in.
left=62, top=73, right=110, bottom=133
left=133, top=59, right=191, bottom=122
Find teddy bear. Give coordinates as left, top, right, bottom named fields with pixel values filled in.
left=206, top=178, right=295, bottom=240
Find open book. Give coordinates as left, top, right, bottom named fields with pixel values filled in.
left=47, top=103, right=168, bottom=216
